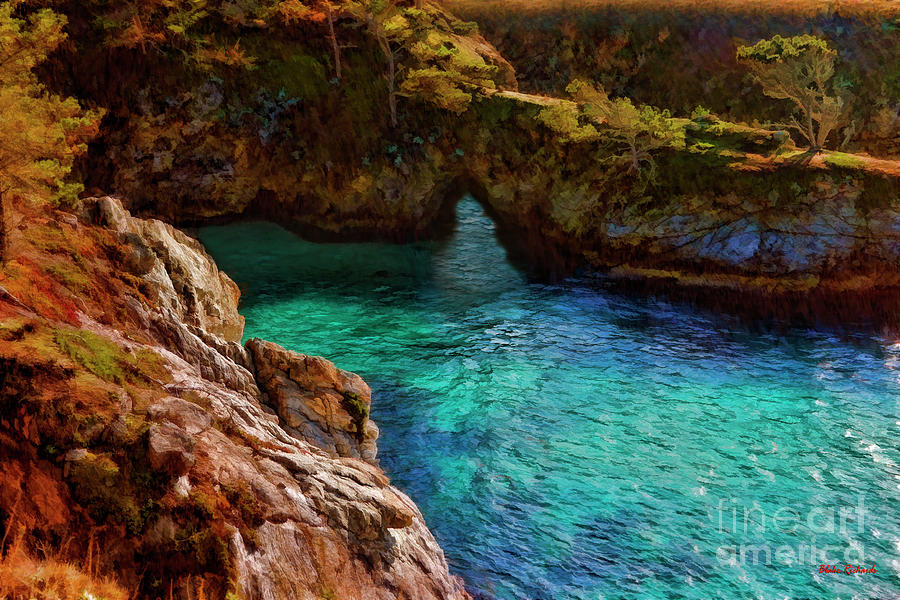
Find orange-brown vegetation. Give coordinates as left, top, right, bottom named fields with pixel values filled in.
left=449, top=0, right=900, bottom=18
left=0, top=198, right=233, bottom=597
left=0, top=536, right=127, bottom=600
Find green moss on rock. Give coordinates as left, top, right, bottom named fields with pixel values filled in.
left=340, top=391, right=369, bottom=441
left=53, top=327, right=169, bottom=386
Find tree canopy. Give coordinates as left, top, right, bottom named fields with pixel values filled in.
left=737, top=34, right=847, bottom=152
left=0, top=2, right=102, bottom=206
left=537, top=79, right=679, bottom=175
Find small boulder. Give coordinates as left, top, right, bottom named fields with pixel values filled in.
left=147, top=423, right=196, bottom=475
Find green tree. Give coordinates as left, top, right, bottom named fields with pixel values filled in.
left=548, top=80, right=679, bottom=174
left=362, top=0, right=412, bottom=127
left=399, top=20, right=499, bottom=115
left=0, top=2, right=101, bottom=259
left=737, top=35, right=848, bottom=153
left=400, top=67, right=472, bottom=113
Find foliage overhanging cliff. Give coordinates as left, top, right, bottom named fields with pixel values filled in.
left=448, top=0, right=900, bottom=157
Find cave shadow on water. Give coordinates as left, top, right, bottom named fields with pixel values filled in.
left=427, top=189, right=555, bottom=281
left=198, top=195, right=538, bottom=310
left=199, top=191, right=895, bottom=343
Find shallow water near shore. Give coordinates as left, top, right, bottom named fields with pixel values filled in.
left=200, top=197, right=900, bottom=600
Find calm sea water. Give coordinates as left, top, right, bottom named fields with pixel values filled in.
left=199, top=198, right=900, bottom=600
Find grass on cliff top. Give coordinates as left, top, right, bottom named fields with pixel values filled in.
left=449, top=0, right=900, bottom=18
left=823, top=151, right=868, bottom=170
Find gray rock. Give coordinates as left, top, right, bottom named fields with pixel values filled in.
left=147, top=423, right=196, bottom=474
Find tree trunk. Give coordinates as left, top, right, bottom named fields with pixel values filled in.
left=387, top=51, right=397, bottom=128
left=415, top=0, right=424, bottom=9
left=817, top=123, right=829, bottom=152
left=0, top=191, right=7, bottom=262
left=327, top=5, right=341, bottom=81
left=805, top=109, right=819, bottom=153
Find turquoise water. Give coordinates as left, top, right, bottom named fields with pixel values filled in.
left=199, top=198, right=900, bottom=600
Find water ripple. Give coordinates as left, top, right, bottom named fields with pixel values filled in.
left=200, top=198, right=900, bottom=600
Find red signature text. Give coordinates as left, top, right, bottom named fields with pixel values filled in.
left=818, top=564, right=877, bottom=575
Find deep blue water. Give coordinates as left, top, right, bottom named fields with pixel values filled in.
left=200, top=198, right=900, bottom=600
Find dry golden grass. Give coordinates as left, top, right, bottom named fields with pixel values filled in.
left=449, top=0, right=900, bottom=17
left=0, top=532, right=128, bottom=600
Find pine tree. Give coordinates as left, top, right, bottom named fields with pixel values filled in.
left=541, top=79, right=679, bottom=175
left=0, top=2, right=101, bottom=259
left=737, top=35, right=848, bottom=153
left=350, top=0, right=412, bottom=127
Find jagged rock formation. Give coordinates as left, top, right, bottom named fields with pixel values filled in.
left=248, top=339, right=380, bottom=463
left=93, top=195, right=246, bottom=343
left=0, top=196, right=469, bottom=600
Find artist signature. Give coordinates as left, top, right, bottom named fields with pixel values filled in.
left=818, top=564, right=877, bottom=575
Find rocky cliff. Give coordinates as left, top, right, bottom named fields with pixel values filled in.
left=0, top=196, right=469, bottom=599
left=33, top=0, right=899, bottom=325
left=7, top=1, right=900, bottom=597
left=100, top=81, right=900, bottom=325
left=458, top=94, right=900, bottom=325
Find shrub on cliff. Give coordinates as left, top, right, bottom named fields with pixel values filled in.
left=737, top=35, right=848, bottom=153
left=0, top=551, right=127, bottom=600
left=538, top=79, right=680, bottom=176
left=1, top=529, right=127, bottom=600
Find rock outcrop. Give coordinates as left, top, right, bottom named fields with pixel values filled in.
left=38, top=0, right=900, bottom=325
left=248, top=339, right=380, bottom=463
left=0, top=196, right=469, bottom=600
left=91, top=195, right=245, bottom=343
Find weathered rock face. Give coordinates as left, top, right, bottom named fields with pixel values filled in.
left=461, top=98, right=900, bottom=287
left=452, top=97, right=900, bottom=323
left=247, top=338, right=379, bottom=463
left=148, top=335, right=465, bottom=600
left=0, top=197, right=470, bottom=600
left=90, top=195, right=245, bottom=343
left=467, top=124, right=900, bottom=280
left=48, top=0, right=517, bottom=237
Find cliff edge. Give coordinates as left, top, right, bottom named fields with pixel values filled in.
left=0, top=196, right=469, bottom=600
